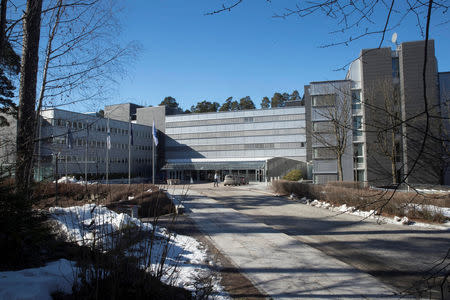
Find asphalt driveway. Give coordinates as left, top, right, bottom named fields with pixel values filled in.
left=169, top=183, right=450, bottom=299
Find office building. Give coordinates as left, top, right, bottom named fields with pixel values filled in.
left=163, top=106, right=307, bottom=182
left=306, top=40, right=444, bottom=185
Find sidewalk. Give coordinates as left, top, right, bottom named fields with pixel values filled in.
left=169, top=188, right=406, bottom=300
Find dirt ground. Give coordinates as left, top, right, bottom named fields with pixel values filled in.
left=153, top=214, right=269, bottom=300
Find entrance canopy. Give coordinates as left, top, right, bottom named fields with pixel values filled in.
left=162, top=158, right=272, bottom=171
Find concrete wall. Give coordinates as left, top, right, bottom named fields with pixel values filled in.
left=135, top=106, right=166, bottom=171
left=360, top=46, right=395, bottom=185
left=399, top=40, right=441, bottom=184
left=105, top=103, right=142, bottom=122
left=439, top=72, right=450, bottom=185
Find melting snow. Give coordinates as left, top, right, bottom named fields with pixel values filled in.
left=0, top=204, right=229, bottom=300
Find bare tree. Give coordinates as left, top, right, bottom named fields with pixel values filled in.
left=7, top=0, right=138, bottom=191
left=365, top=78, right=403, bottom=184
left=310, top=84, right=352, bottom=181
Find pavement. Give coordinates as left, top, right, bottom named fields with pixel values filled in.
left=166, top=184, right=421, bottom=299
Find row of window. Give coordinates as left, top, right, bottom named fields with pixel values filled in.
left=168, top=128, right=305, bottom=140
left=57, top=155, right=152, bottom=164
left=53, top=119, right=151, bottom=138
left=313, top=143, right=365, bottom=164
left=165, top=142, right=305, bottom=152
left=312, top=91, right=362, bottom=110
left=312, top=115, right=363, bottom=135
left=312, top=94, right=335, bottom=107
left=52, top=137, right=151, bottom=151
left=166, top=114, right=304, bottom=128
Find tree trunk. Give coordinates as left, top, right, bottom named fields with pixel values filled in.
left=337, top=153, right=343, bottom=181
left=391, top=129, right=397, bottom=184
left=16, top=0, right=43, bottom=194
left=0, top=0, right=7, bottom=57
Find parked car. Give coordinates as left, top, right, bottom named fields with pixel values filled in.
left=239, top=175, right=249, bottom=185
left=223, top=175, right=239, bottom=186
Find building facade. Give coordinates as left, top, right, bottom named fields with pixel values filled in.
left=2, top=39, right=446, bottom=186
left=439, top=72, right=450, bottom=185
left=305, top=80, right=358, bottom=184
left=306, top=40, right=444, bottom=185
left=37, top=108, right=155, bottom=180
left=163, top=106, right=307, bottom=182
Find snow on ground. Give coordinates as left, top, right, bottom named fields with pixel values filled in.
left=49, top=204, right=154, bottom=249
left=50, top=204, right=228, bottom=298
left=304, top=198, right=450, bottom=230
left=0, top=204, right=229, bottom=300
left=0, top=259, right=76, bottom=300
left=405, top=203, right=450, bottom=219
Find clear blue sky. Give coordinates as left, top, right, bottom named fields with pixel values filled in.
left=101, top=0, right=450, bottom=111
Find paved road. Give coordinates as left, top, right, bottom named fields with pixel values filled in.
left=167, top=183, right=449, bottom=299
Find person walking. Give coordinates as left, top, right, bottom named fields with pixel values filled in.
left=214, top=172, right=219, bottom=187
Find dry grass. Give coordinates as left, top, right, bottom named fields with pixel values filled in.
left=272, top=180, right=450, bottom=223
left=32, top=182, right=174, bottom=218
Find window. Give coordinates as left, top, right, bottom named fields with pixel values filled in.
left=313, top=147, right=336, bottom=159
left=313, top=121, right=333, bottom=133
left=392, top=57, right=399, bottom=78
left=244, top=117, right=254, bottom=123
left=353, top=116, right=363, bottom=136
left=312, top=94, right=335, bottom=107
left=352, top=90, right=361, bottom=110
left=356, top=170, right=365, bottom=182
left=353, top=143, right=364, bottom=164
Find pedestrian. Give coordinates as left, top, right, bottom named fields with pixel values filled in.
left=214, top=172, right=219, bottom=187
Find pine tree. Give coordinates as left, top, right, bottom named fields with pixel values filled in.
left=0, top=69, right=17, bottom=127
left=271, top=92, right=284, bottom=108
left=159, top=96, right=183, bottom=115
left=239, top=96, right=255, bottom=110
left=261, top=96, right=270, bottom=109
left=219, top=97, right=233, bottom=111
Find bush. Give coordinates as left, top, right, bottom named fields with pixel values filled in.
left=282, top=169, right=302, bottom=181
left=0, top=178, right=54, bottom=270
left=271, top=179, right=449, bottom=223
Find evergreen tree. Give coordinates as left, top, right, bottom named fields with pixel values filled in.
left=291, top=90, right=301, bottom=101
left=239, top=96, right=255, bottom=110
left=261, top=96, right=270, bottom=109
left=230, top=100, right=240, bottom=111
left=0, top=35, right=20, bottom=127
left=282, top=93, right=290, bottom=105
left=0, top=68, right=17, bottom=127
left=271, top=92, right=284, bottom=108
left=191, top=100, right=220, bottom=113
left=159, top=96, right=183, bottom=115
left=219, top=97, right=233, bottom=111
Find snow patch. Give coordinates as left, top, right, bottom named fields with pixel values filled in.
left=48, top=204, right=229, bottom=299
left=303, top=197, right=450, bottom=230
left=0, top=259, right=76, bottom=300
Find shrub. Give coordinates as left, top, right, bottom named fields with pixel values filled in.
left=271, top=179, right=449, bottom=223
left=0, top=178, right=54, bottom=270
left=282, top=169, right=302, bottom=181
